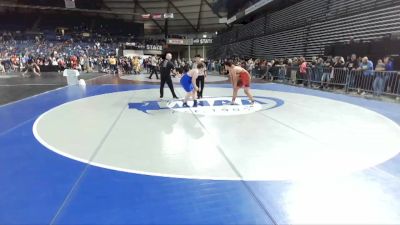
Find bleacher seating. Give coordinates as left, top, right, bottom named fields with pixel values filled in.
left=253, top=27, right=306, bottom=60
left=237, top=17, right=266, bottom=40
left=306, top=4, right=400, bottom=57
left=327, top=0, right=395, bottom=19
left=209, top=0, right=400, bottom=60
left=225, top=39, right=253, bottom=59
left=268, top=0, right=327, bottom=33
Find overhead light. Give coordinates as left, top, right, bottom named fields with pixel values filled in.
left=215, top=31, right=218, bottom=35
left=203, top=34, right=207, bottom=38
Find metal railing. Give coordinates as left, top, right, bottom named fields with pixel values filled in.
left=263, top=66, right=400, bottom=98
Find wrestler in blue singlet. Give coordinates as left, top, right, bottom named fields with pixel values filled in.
left=180, top=72, right=194, bottom=93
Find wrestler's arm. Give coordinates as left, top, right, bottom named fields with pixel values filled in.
left=228, top=69, right=234, bottom=86
left=190, top=69, right=199, bottom=91
left=231, top=68, right=238, bottom=89
left=169, top=61, right=177, bottom=75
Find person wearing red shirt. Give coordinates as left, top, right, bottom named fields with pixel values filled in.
left=299, top=57, right=309, bottom=86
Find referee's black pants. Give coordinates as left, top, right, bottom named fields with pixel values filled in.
left=160, top=74, right=177, bottom=98
left=196, top=76, right=205, bottom=98
left=149, top=66, right=159, bottom=79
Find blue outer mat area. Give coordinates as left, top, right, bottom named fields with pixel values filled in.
left=1, top=84, right=399, bottom=225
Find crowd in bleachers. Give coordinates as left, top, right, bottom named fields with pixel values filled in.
left=0, top=5, right=151, bottom=76
left=0, top=30, right=213, bottom=79
left=0, top=31, right=169, bottom=76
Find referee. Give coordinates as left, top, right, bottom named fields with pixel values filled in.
left=160, top=53, right=178, bottom=99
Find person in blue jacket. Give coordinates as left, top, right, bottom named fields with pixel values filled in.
left=358, top=57, right=374, bottom=95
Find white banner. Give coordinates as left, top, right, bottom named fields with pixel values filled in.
left=142, top=14, right=151, bottom=19
left=193, top=38, right=213, bottom=45
left=164, top=13, right=174, bottom=19
left=123, top=50, right=144, bottom=57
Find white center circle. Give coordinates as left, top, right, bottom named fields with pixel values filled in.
left=33, top=88, right=400, bottom=181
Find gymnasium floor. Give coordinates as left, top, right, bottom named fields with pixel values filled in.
left=1, top=73, right=400, bottom=225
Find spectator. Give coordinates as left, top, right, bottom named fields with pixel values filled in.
left=310, top=56, right=318, bottom=85
left=383, top=56, right=400, bottom=92
left=358, top=57, right=374, bottom=95
left=260, top=60, right=268, bottom=80
left=373, top=59, right=386, bottom=96
left=293, top=57, right=299, bottom=66
left=383, top=56, right=398, bottom=97
left=298, top=57, right=309, bottom=86
left=133, top=57, right=140, bottom=74
left=375, top=59, right=386, bottom=71
left=330, top=57, right=345, bottom=88
left=269, top=60, right=280, bottom=81
left=345, top=54, right=360, bottom=89
left=148, top=55, right=159, bottom=79
left=247, top=59, right=255, bottom=77
left=109, top=55, right=117, bottom=75
left=321, top=57, right=333, bottom=89
left=277, top=59, right=286, bottom=81
left=287, top=59, right=297, bottom=84
left=314, top=58, right=324, bottom=86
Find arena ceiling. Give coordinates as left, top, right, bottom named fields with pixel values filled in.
left=0, top=0, right=305, bottom=35
left=0, top=0, right=228, bottom=34
left=102, top=0, right=229, bottom=34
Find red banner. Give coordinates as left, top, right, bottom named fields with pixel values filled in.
left=152, top=14, right=162, bottom=19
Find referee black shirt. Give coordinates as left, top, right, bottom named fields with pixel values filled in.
left=160, top=59, right=175, bottom=77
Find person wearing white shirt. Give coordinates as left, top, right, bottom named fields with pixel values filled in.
left=148, top=56, right=159, bottom=79
left=192, top=54, right=207, bottom=99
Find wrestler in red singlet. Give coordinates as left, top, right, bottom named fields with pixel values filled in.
left=238, top=70, right=251, bottom=88
left=224, top=60, right=254, bottom=105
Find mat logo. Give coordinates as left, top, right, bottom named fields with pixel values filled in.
left=129, top=96, right=284, bottom=116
